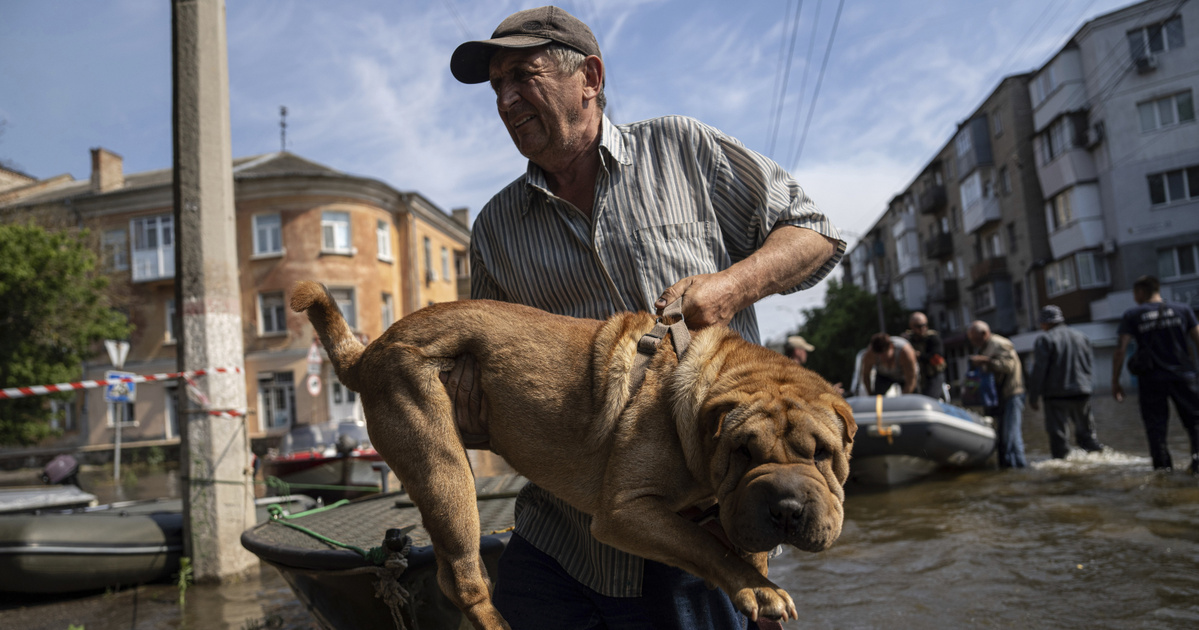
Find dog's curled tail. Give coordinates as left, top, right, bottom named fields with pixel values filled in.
left=291, top=280, right=364, bottom=391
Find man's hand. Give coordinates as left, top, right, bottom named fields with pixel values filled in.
left=969, top=354, right=990, bottom=367
left=1113, top=381, right=1125, bottom=403
left=655, top=272, right=749, bottom=329
left=439, top=354, right=489, bottom=445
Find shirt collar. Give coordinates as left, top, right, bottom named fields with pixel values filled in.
left=520, top=115, right=629, bottom=215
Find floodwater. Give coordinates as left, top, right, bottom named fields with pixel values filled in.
left=2, top=394, right=1197, bottom=629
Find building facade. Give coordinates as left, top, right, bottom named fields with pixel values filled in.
left=0, top=149, right=470, bottom=451
left=845, top=0, right=1195, bottom=391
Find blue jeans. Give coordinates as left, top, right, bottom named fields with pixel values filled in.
left=988, top=393, right=1027, bottom=468
left=493, top=532, right=749, bottom=630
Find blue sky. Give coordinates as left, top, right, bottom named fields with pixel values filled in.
left=0, top=0, right=1135, bottom=343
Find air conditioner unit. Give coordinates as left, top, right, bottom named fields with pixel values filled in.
left=1135, top=55, right=1157, bottom=74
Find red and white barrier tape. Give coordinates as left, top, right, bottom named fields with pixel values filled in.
left=0, top=367, right=243, bottom=401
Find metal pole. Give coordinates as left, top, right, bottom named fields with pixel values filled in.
left=113, top=402, right=121, bottom=483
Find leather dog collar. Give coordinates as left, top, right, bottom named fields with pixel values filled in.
left=627, top=298, right=691, bottom=397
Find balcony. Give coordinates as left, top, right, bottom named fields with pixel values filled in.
left=971, top=257, right=1009, bottom=285
left=924, top=232, right=954, bottom=259
left=919, top=185, right=947, bottom=214
left=963, top=196, right=1001, bottom=234
left=929, top=279, right=960, bottom=304
left=891, top=212, right=917, bottom=238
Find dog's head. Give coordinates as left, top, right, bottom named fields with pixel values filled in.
left=672, top=334, right=856, bottom=554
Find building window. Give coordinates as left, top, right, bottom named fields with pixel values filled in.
left=441, top=247, right=450, bottom=283
left=961, top=172, right=983, bottom=210
left=1031, top=65, right=1058, bottom=105
left=258, top=372, right=295, bottom=430
left=1045, top=258, right=1077, bottom=297
left=381, top=292, right=395, bottom=328
left=165, top=385, right=179, bottom=439
left=1046, top=189, right=1074, bottom=232
left=1039, top=114, right=1085, bottom=165
left=972, top=285, right=995, bottom=311
left=1148, top=165, right=1199, bottom=206
left=102, top=229, right=128, bottom=271
left=1076, top=251, right=1110, bottom=288
left=377, top=220, right=393, bottom=261
left=253, top=214, right=283, bottom=256
left=1159, top=244, right=1199, bottom=279
left=259, top=291, right=286, bottom=335
left=992, top=111, right=1003, bottom=137
left=955, top=128, right=973, bottom=158
left=423, top=237, right=436, bottom=284
left=1127, top=16, right=1185, bottom=59
left=985, top=232, right=1003, bottom=258
left=321, top=211, right=352, bottom=254
left=165, top=298, right=176, bottom=344
left=131, top=215, right=174, bottom=281
left=330, top=287, right=357, bottom=329
left=999, top=166, right=1011, bottom=195
left=1138, top=92, right=1195, bottom=133
left=455, top=251, right=469, bottom=279
left=1007, top=223, right=1018, bottom=253
left=107, top=401, right=136, bottom=428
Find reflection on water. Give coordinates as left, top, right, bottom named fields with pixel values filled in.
left=2, top=394, right=1197, bottom=629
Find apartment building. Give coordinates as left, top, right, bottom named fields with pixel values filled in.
left=1028, top=0, right=1198, bottom=384
left=0, top=149, right=470, bottom=451
left=845, top=73, right=1048, bottom=385
left=845, top=0, right=1196, bottom=390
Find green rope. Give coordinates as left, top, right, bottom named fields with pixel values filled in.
left=264, top=500, right=395, bottom=565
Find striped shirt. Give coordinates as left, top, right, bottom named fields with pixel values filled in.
left=470, top=114, right=844, bottom=597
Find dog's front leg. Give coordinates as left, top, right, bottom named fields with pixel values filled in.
left=590, top=497, right=797, bottom=623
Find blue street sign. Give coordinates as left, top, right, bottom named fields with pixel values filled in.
left=105, top=371, right=136, bottom=403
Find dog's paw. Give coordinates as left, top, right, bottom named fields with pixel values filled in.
left=732, top=585, right=797, bottom=623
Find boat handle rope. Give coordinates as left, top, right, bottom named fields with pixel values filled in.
left=875, top=395, right=895, bottom=445
left=264, top=500, right=402, bottom=565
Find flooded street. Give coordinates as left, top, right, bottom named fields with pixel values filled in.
left=2, top=393, right=1197, bottom=629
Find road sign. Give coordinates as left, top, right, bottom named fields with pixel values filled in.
left=104, top=340, right=130, bottom=369
left=105, top=371, right=136, bottom=403
left=307, top=340, right=322, bottom=375
left=306, top=373, right=322, bottom=397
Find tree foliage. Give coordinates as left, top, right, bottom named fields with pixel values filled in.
left=792, top=280, right=909, bottom=388
left=0, top=223, right=131, bottom=445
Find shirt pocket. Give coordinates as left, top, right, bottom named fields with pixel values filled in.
left=631, top=221, right=724, bottom=304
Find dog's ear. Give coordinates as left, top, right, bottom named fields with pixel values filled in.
left=707, top=402, right=738, bottom=439
left=822, top=394, right=857, bottom=445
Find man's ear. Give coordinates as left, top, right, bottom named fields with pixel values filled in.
left=581, top=55, right=604, bottom=102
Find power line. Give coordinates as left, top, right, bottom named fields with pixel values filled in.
left=785, top=0, right=824, bottom=168
left=791, top=0, right=845, bottom=169
left=767, top=0, right=806, bottom=158
left=767, top=0, right=796, bottom=148
left=440, top=0, right=470, bottom=39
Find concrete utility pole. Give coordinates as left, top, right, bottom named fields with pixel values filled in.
left=171, top=0, right=257, bottom=581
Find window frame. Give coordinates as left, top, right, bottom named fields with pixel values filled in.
left=102, top=228, right=129, bottom=271
left=1045, top=258, right=1078, bottom=297
left=321, top=211, right=353, bottom=255
left=165, top=298, right=176, bottom=344
left=130, top=214, right=175, bottom=282
left=252, top=213, right=284, bottom=257
left=258, top=371, right=295, bottom=431
left=376, top=219, right=393, bottom=262
left=1138, top=91, right=1195, bottom=133
left=1076, top=251, right=1110, bottom=289
left=329, top=287, right=358, bottom=330
left=1148, top=165, right=1199, bottom=206
left=259, top=291, right=287, bottom=336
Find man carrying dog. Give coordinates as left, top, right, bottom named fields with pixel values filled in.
left=446, top=6, right=844, bottom=628
left=968, top=320, right=1027, bottom=468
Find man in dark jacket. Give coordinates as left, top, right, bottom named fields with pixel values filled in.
left=904, top=312, right=947, bottom=400
left=1113, top=275, right=1199, bottom=473
left=1028, top=305, right=1105, bottom=459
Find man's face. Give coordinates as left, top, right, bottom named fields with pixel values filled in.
left=489, top=48, right=586, bottom=166
left=967, top=330, right=986, bottom=347
left=909, top=316, right=928, bottom=337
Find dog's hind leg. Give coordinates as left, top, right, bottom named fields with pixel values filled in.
left=366, top=391, right=509, bottom=630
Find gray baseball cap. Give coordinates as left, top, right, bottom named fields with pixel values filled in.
left=451, top=6, right=601, bottom=84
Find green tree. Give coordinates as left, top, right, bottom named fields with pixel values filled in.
left=792, top=280, right=909, bottom=388
left=0, top=223, right=131, bottom=445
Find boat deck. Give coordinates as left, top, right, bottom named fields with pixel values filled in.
left=246, top=473, right=526, bottom=569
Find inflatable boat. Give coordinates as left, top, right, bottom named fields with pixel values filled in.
left=846, top=394, right=996, bottom=486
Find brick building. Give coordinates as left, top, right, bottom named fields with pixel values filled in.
left=0, top=149, right=470, bottom=451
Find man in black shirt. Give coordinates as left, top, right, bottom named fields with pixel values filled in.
left=904, top=312, right=947, bottom=400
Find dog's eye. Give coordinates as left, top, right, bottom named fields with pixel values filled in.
left=813, top=445, right=831, bottom=462
left=736, top=445, right=752, bottom=462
